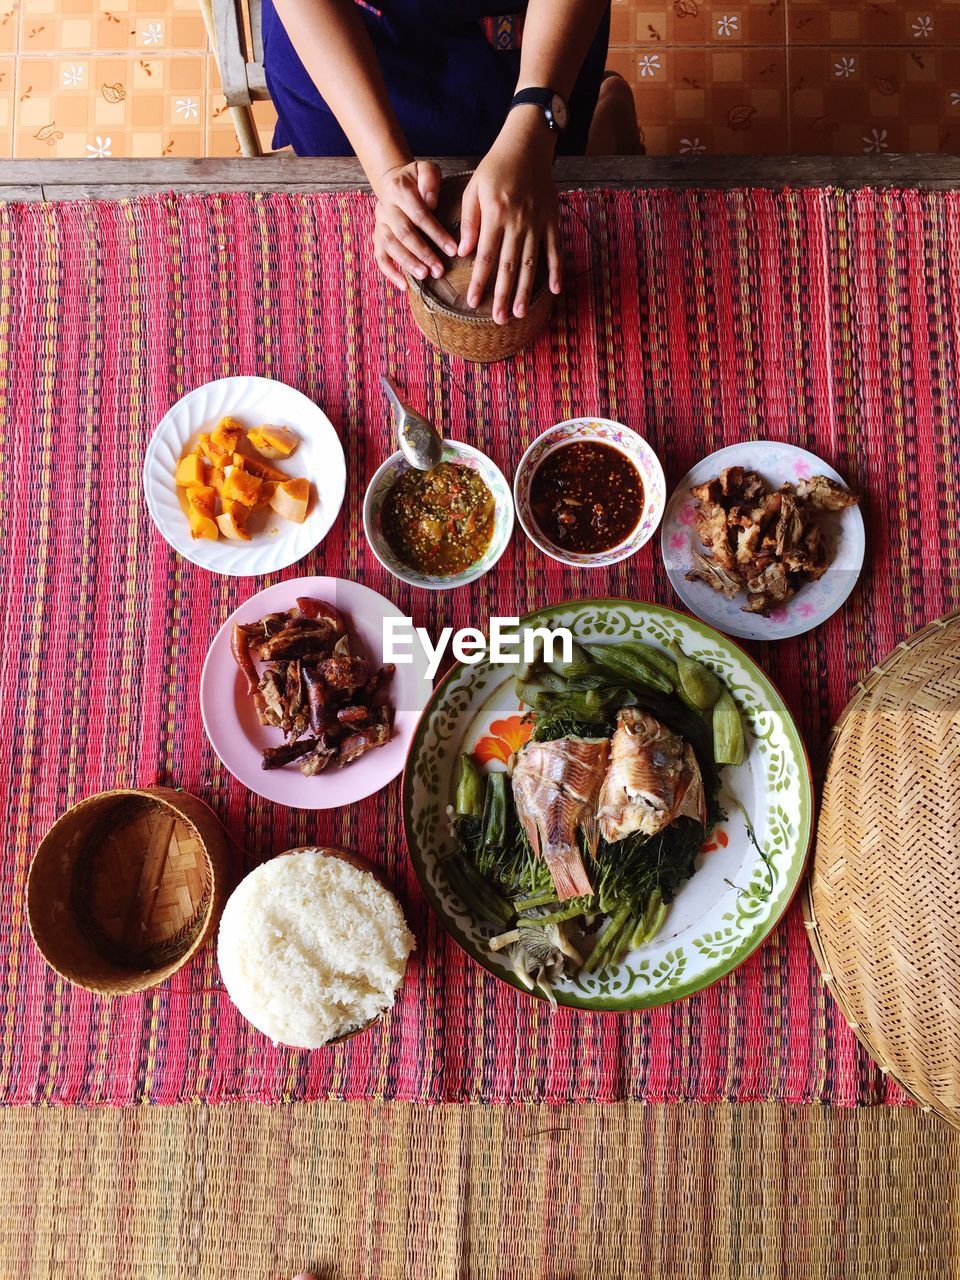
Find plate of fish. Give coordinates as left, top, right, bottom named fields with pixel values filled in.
left=661, top=442, right=864, bottom=641
left=201, top=576, right=432, bottom=808
left=402, top=598, right=813, bottom=1010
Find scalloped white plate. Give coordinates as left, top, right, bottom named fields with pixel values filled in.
left=144, top=377, right=346, bottom=577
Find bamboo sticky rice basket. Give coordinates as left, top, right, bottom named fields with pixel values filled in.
left=406, top=173, right=553, bottom=363
left=805, top=611, right=960, bottom=1126
left=28, top=786, right=229, bottom=995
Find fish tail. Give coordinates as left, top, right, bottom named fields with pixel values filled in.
left=545, top=846, right=594, bottom=901
left=580, top=812, right=602, bottom=859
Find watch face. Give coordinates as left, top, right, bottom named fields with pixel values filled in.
left=551, top=94, right=569, bottom=130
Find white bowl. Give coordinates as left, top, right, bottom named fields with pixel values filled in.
left=513, top=418, right=666, bottom=568
left=362, top=441, right=514, bottom=591
left=143, top=376, right=346, bottom=577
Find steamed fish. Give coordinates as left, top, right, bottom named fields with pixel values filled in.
left=511, top=737, right=610, bottom=901
left=597, top=709, right=707, bottom=844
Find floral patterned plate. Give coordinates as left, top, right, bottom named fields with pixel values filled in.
left=402, top=598, right=814, bottom=1011
left=514, top=418, right=666, bottom=567
left=661, top=442, right=865, bottom=641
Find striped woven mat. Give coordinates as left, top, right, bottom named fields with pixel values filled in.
left=3, top=1102, right=958, bottom=1278
left=1, top=187, right=957, bottom=1106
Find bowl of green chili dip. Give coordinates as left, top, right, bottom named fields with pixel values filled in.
left=363, top=440, right=514, bottom=590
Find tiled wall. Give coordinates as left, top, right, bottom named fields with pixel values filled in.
left=0, top=0, right=275, bottom=157
left=608, top=0, right=960, bottom=155
left=0, top=0, right=957, bottom=158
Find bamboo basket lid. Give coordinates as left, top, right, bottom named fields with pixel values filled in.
left=405, top=172, right=553, bottom=364
left=28, top=786, right=229, bottom=996
left=805, top=611, right=960, bottom=1125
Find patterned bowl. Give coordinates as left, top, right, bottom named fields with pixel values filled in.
left=513, top=418, right=666, bottom=568
left=363, top=441, right=515, bottom=590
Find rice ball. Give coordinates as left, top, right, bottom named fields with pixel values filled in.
left=217, top=849, right=415, bottom=1048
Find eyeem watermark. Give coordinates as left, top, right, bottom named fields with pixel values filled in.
left=384, top=617, right=573, bottom=680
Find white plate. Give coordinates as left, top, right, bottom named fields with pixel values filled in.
left=661, top=442, right=865, bottom=641
left=200, top=576, right=432, bottom=809
left=143, top=376, right=346, bottom=577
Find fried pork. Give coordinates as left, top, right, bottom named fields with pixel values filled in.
left=686, top=467, right=858, bottom=616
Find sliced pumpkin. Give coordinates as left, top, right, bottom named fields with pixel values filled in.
left=186, top=484, right=217, bottom=518
left=254, top=481, right=277, bottom=511
left=270, top=477, right=311, bottom=524
left=188, top=506, right=219, bottom=541
left=248, top=425, right=299, bottom=460
left=216, top=509, right=251, bottom=541
left=211, top=416, right=245, bottom=455
left=208, top=465, right=226, bottom=493
left=197, top=432, right=231, bottom=468
left=231, top=451, right=288, bottom=483
left=221, top=468, right=263, bottom=509
left=175, top=452, right=206, bottom=488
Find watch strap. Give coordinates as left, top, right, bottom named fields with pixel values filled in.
left=509, top=87, right=567, bottom=132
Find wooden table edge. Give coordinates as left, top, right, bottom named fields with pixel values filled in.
left=2, top=154, right=960, bottom=201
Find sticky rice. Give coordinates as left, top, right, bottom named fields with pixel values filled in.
left=217, top=849, right=414, bottom=1048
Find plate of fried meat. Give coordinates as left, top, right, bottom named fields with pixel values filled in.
left=201, top=576, right=431, bottom=808
left=661, top=442, right=865, bottom=641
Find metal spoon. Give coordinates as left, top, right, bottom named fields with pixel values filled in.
left=381, top=376, right=444, bottom=471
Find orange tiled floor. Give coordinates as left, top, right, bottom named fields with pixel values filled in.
left=0, top=1, right=957, bottom=158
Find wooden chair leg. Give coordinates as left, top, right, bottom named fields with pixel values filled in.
left=231, top=105, right=263, bottom=157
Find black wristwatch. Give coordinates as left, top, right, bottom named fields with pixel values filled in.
left=509, top=87, right=569, bottom=133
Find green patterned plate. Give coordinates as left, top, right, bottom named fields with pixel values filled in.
left=402, top=598, right=814, bottom=1010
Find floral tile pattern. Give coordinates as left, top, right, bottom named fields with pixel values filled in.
left=0, top=0, right=956, bottom=158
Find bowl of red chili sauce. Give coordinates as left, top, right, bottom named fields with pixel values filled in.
left=514, top=419, right=666, bottom=568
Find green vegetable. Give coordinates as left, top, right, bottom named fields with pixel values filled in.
left=584, top=901, right=632, bottom=973
left=629, top=890, right=666, bottom=949
left=517, top=633, right=545, bottom=682
left=670, top=642, right=724, bottom=711
left=513, top=889, right=560, bottom=912
left=712, top=689, right=745, bottom=766
left=454, top=754, right=486, bottom=818
left=625, top=643, right=679, bottom=687
left=481, top=771, right=509, bottom=850
left=443, top=855, right=515, bottom=927
left=584, top=644, right=674, bottom=694
left=517, top=901, right=590, bottom=928
left=543, top=639, right=601, bottom=682
left=531, top=688, right=618, bottom=723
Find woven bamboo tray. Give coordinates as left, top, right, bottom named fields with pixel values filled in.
left=406, top=172, right=553, bottom=363
left=28, top=786, right=229, bottom=995
left=804, top=611, right=960, bottom=1126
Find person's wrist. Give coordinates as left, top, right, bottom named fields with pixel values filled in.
left=368, top=145, right=415, bottom=200
left=498, top=106, right=557, bottom=158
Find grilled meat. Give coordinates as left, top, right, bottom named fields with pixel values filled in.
left=319, top=655, right=370, bottom=693
left=230, top=599, right=394, bottom=775
left=262, top=738, right=320, bottom=770
left=337, top=720, right=391, bottom=767
left=686, top=466, right=859, bottom=616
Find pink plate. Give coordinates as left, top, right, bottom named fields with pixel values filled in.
left=200, top=576, right=431, bottom=809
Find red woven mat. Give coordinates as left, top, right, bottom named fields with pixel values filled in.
left=1, top=188, right=956, bottom=1106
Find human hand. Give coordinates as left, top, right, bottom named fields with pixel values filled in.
left=373, top=160, right=459, bottom=291
left=457, top=114, right=562, bottom=325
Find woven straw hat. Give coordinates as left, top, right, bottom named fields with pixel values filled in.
left=805, top=611, right=960, bottom=1125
